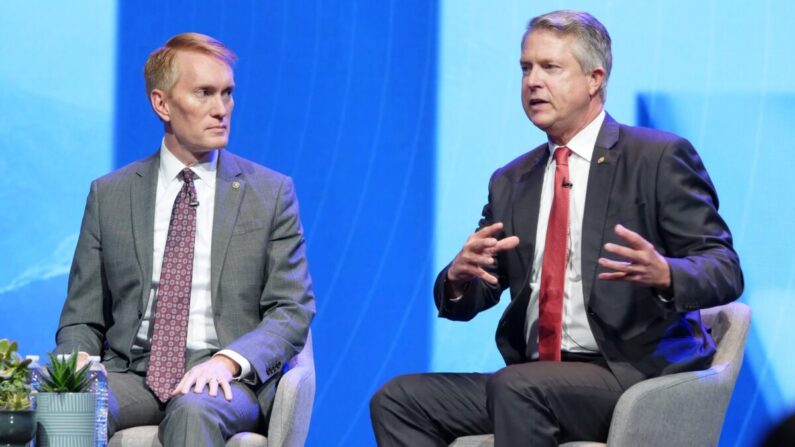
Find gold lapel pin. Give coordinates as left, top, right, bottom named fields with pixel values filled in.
left=232, top=181, right=240, bottom=189
left=597, top=156, right=605, bottom=164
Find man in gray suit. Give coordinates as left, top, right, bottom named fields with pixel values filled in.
left=56, top=33, right=315, bottom=446
left=371, top=10, right=743, bottom=446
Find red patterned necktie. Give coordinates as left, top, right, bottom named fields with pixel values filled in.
left=538, top=147, right=572, bottom=361
left=147, top=168, right=197, bottom=402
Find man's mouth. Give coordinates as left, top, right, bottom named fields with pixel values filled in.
left=529, top=99, right=548, bottom=106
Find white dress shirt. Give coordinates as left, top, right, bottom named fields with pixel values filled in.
left=133, top=142, right=251, bottom=378
left=525, top=110, right=606, bottom=358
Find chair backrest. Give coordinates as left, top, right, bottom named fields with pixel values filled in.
left=701, top=302, right=752, bottom=381
left=287, top=330, right=314, bottom=371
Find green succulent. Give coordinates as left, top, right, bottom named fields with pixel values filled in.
left=39, top=351, right=91, bottom=393
left=0, top=338, right=32, bottom=411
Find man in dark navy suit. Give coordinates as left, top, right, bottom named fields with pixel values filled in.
left=370, top=10, right=743, bottom=447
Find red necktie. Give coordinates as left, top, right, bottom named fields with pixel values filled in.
left=147, top=168, right=197, bottom=402
left=538, top=147, right=572, bottom=361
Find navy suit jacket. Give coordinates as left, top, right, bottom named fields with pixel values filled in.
left=434, top=114, right=743, bottom=388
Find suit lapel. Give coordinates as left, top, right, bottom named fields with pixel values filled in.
left=210, top=151, right=245, bottom=310
left=511, top=145, right=549, bottom=275
left=131, top=153, right=159, bottom=312
left=581, top=114, right=621, bottom=305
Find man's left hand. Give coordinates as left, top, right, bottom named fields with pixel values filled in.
left=171, top=355, right=241, bottom=401
left=597, top=224, right=671, bottom=289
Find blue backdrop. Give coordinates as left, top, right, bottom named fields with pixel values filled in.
left=1, top=1, right=793, bottom=445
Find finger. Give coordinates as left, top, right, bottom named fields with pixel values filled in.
left=598, top=257, right=633, bottom=273
left=193, top=374, right=209, bottom=394
left=613, top=225, right=651, bottom=250
left=208, top=378, right=219, bottom=397
left=220, top=379, right=234, bottom=401
left=467, top=237, right=498, bottom=254
left=476, top=268, right=499, bottom=285
left=493, top=235, right=520, bottom=252
left=463, top=252, right=496, bottom=267
left=598, top=271, right=628, bottom=281
left=473, top=222, right=504, bottom=238
left=173, top=371, right=194, bottom=396
left=603, top=242, right=644, bottom=263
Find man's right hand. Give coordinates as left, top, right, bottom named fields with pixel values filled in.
left=446, top=222, right=520, bottom=296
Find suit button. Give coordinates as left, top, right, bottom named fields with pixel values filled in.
left=587, top=312, right=595, bottom=317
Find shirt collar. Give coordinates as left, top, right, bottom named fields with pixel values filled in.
left=159, top=139, right=218, bottom=188
left=547, top=110, right=606, bottom=163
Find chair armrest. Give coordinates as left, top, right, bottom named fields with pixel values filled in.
left=606, top=366, right=728, bottom=447
left=266, top=364, right=316, bottom=447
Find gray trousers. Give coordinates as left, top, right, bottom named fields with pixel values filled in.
left=107, top=371, right=262, bottom=447
left=370, top=355, right=627, bottom=447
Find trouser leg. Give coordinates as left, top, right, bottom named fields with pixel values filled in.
left=487, top=360, right=624, bottom=447
left=160, top=381, right=262, bottom=447
left=370, top=373, right=492, bottom=447
left=371, top=358, right=625, bottom=447
left=106, top=371, right=165, bottom=437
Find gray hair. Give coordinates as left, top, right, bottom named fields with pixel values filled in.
left=523, top=10, right=612, bottom=101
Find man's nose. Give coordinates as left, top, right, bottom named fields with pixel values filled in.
left=524, top=68, right=541, bottom=89
left=210, top=94, right=229, bottom=118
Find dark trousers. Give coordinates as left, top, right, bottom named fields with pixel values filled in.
left=370, top=355, right=626, bottom=447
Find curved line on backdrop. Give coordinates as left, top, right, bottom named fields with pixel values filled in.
left=337, top=4, right=439, bottom=440
left=314, top=0, right=399, bottom=408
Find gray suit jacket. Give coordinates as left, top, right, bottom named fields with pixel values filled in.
left=433, top=114, right=743, bottom=389
left=56, top=149, right=315, bottom=414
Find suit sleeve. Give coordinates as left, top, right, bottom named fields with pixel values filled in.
left=433, top=171, right=509, bottom=321
left=55, top=181, right=109, bottom=356
left=656, top=138, right=744, bottom=312
left=226, top=177, right=316, bottom=383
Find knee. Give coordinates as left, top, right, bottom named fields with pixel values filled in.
left=486, top=365, right=544, bottom=407
left=370, top=374, right=422, bottom=418
left=166, top=392, right=217, bottom=423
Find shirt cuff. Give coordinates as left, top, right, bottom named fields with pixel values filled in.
left=656, top=292, right=674, bottom=303
left=215, top=349, right=253, bottom=382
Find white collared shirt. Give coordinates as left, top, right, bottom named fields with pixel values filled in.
left=525, top=110, right=606, bottom=357
left=133, top=141, right=251, bottom=377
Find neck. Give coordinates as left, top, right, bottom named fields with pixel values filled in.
left=163, top=133, right=212, bottom=167
left=547, top=102, right=603, bottom=146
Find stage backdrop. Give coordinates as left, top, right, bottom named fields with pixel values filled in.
left=1, top=1, right=793, bottom=445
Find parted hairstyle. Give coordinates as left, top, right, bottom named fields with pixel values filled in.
left=144, top=32, right=237, bottom=96
left=524, top=10, right=612, bottom=100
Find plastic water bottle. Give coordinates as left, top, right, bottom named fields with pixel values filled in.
left=25, top=355, right=41, bottom=409
left=88, top=356, right=108, bottom=447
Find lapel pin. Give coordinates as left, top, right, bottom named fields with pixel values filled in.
left=232, top=181, right=240, bottom=189
left=597, top=156, right=605, bottom=164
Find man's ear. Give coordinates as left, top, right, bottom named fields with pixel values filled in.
left=150, top=88, right=171, bottom=122
left=588, top=67, right=606, bottom=98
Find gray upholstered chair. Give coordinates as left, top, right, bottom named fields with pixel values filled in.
left=109, top=331, right=315, bottom=447
left=450, top=302, right=751, bottom=447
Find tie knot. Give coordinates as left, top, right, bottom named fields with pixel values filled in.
left=180, top=168, right=195, bottom=184
left=554, top=146, right=572, bottom=165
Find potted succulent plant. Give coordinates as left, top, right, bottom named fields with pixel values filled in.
left=35, top=352, right=96, bottom=446
left=0, top=339, right=36, bottom=447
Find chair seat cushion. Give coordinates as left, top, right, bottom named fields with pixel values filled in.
left=109, top=426, right=267, bottom=447
left=450, top=435, right=605, bottom=447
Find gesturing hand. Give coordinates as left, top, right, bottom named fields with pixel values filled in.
left=171, top=355, right=240, bottom=401
left=598, top=224, right=671, bottom=289
left=446, top=222, right=520, bottom=295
